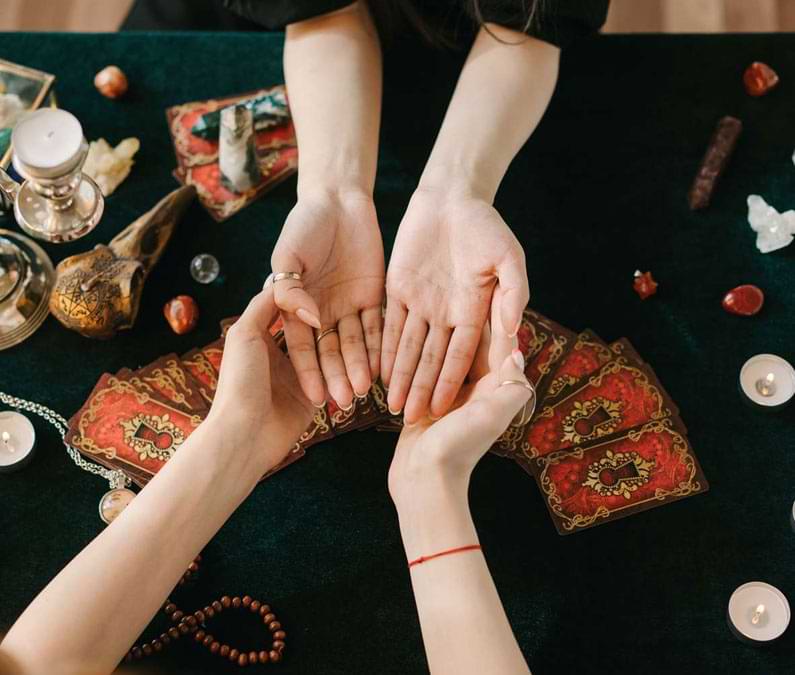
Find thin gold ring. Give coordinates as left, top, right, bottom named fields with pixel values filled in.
left=499, top=380, right=536, bottom=427
left=315, top=327, right=338, bottom=344
left=500, top=379, right=535, bottom=393
left=272, top=272, right=302, bottom=283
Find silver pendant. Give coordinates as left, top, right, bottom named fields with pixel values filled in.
left=98, top=487, right=136, bottom=524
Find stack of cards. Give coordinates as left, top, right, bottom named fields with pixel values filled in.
left=166, top=86, right=297, bottom=222
left=67, top=308, right=707, bottom=535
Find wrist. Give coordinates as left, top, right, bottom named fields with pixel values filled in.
left=418, top=157, right=502, bottom=204
left=296, top=153, right=375, bottom=201
left=392, top=473, right=477, bottom=562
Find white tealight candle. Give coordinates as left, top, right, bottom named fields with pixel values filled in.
left=0, top=411, right=37, bottom=473
left=728, top=582, right=791, bottom=643
left=739, top=354, right=795, bottom=410
left=11, top=108, right=83, bottom=172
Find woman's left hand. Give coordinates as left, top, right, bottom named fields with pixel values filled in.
left=208, top=286, right=316, bottom=475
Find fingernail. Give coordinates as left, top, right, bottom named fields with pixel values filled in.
left=263, top=273, right=274, bottom=289
left=508, top=319, right=521, bottom=338
left=388, top=407, right=402, bottom=416
left=296, top=308, right=321, bottom=329
left=354, top=392, right=369, bottom=401
left=512, top=349, right=525, bottom=370
left=312, top=400, right=327, bottom=409
left=340, top=401, right=354, bottom=412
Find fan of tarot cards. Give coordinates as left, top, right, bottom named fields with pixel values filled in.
left=66, top=308, right=708, bottom=535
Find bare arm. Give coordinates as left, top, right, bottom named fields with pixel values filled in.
left=0, top=289, right=313, bottom=675
left=383, top=25, right=559, bottom=425
left=389, top=290, right=534, bottom=675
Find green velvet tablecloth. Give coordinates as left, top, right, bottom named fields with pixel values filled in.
left=1, top=31, right=794, bottom=674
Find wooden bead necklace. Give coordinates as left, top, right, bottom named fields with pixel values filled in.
left=123, top=555, right=286, bottom=667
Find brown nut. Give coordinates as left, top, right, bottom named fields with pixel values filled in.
left=163, top=295, right=199, bottom=335
left=94, top=65, right=128, bottom=99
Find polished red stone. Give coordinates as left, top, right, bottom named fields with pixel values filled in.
left=743, top=62, right=779, bottom=97
left=633, top=271, right=658, bottom=300
left=721, top=284, right=764, bottom=316
left=163, top=295, right=199, bottom=334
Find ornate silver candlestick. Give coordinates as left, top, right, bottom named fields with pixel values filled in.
left=0, top=108, right=103, bottom=243
left=0, top=108, right=102, bottom=349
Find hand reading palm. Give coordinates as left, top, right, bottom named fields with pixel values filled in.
left=383, top=189, right=529, bottom=424
left=271, top=193, right=385, bottom=408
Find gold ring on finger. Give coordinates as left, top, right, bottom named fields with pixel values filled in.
left=315, top=327, right=338, bottom=344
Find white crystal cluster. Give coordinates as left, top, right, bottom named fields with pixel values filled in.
left=83, top=137, right=140, bottom=196
left=746, top=195, right=795, bottom=253
left=0, top=93, right=24, bottom=128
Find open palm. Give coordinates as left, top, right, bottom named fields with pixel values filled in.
left=272, top=192, right=384, bottom=408
left=383, top=188, right=529, bottom=424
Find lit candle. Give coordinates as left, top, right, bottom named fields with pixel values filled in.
left=739, top=354, right=795, bottom=411
left=728, top=582, right=791, bottom=644
left=0, top=410, right=37, bottom=473
left=11, top=108, right=83, bottom=173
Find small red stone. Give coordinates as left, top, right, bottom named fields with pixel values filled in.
left=721, top=284, right=764, bottom=316
left=163, top=295, right=199, bottom=334
left=633, top=270, right=658, bottom=300
left=743, top=62, right=779, bottom=97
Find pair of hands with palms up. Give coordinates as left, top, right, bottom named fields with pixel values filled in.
left=270, top=186, right=529, bottom=425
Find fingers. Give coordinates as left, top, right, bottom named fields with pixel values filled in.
left=496, top=245, right=529, bottom=337
left=232, top=286, right=278, bottom=338
left=429, top=325, right=481, bottom=419
left=468, top=321, right=491, bottom=383
left=317, top=327, right=354, bottom=410
left=403, top=326, right=451, bottom=424
left=488, top=285, right=516, bottom=373
left=338, top=314, right=372, bottom=397
left=360, top=305, right=383, bottom=381
left=282, top=313, right=326, bottom=407
left=380, top=298, right=407, bottom=388
left=270, top=250, right=321, bottom=328
left=385, top=314, right=429, bottom=415
left=487, top=350, right=535, bottom=434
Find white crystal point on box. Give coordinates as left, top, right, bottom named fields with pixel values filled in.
left=0, top=93, right=24, bottom=128
left=747, top=194, right=795, bottom=253
left=83, top=137, right=140, bottom=196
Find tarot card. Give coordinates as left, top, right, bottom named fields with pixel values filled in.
left=70, top=374, right=204, bottom=477
left=519, top=356, right=681, bottom=463
left=166, top=87, right=297, bottom=222
left=541, top=330, right=613, bottom=406
left=129, top=357, right=209, bottom=417
left=527, top=419, right=708, bottom=534
left=180, top=349, right=219, bottom=404
left=523, top=313, right=576, bottom=399
left=200, top=339, right=225, bottom=375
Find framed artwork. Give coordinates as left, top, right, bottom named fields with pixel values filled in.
left=0, top=58, right=55, bottom=169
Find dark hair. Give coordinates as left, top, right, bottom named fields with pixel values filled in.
left=367, top=0, right=541, bottom=48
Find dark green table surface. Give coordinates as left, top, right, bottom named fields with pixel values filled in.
left=1, top=31, right=794, bottom=674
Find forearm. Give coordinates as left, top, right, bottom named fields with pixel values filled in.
left=284, top=1, right=382, bottom=197
left=420, top=25, right=559, bottom=202
left=396, top=477, right=530, bottom=675
left=0, top=421, right=264, bottom=675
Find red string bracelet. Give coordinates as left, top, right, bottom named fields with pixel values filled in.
left=408, top=544, right=482, bottom=568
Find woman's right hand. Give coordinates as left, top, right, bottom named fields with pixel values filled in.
left=271, top=189, right=385, bottom=409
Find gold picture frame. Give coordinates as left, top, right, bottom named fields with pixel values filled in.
left=0, top=58, right=56, bottom=169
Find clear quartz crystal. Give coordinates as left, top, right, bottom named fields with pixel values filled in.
left=190, top=253, right=220, bottom=284
left=746, top=195, right=795, bottom=253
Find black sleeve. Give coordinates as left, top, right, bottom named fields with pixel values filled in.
left=470, top=0, right=609, bottom=48
left=222, top=0, right=355, bottom=30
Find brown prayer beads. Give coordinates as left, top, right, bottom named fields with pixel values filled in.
left=123, top=556, right=286, bottom=667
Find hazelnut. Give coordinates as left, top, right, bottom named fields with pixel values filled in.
left=94, top=65, right=128, bottom=99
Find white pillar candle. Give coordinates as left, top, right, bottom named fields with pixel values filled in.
left=11, top=108, right=83, bottom=171
left=728, top=582, right=790, bottom=643
left=0, top=410, right=36, bottom=472
left=739, top=354, right=795, bottom=410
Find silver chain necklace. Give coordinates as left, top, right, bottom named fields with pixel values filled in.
left=0, top=390, right=136, bottom=523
